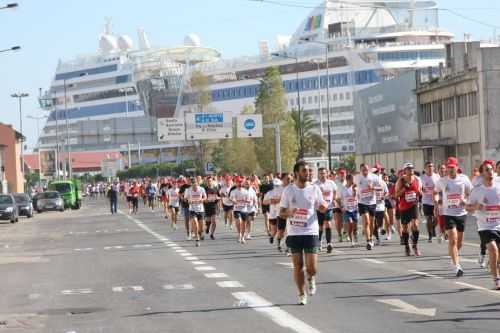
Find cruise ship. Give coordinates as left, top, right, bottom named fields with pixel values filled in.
left=38, top=0, right=453, bottom=173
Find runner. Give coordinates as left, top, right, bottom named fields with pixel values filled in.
left=314, top=167, right=337, bottom=253
left=467, top=159, right=500, bottom=289
left=146, top=181, right=157, bottom=212
left=167, top=181, right=180, bottom=230
left=159, top=179, right=169, bottom=219
left=280, top=160, right=328, bottom=305
left=434, top=157, right=472, bottom=277
left=334, top=169, right=347, bottom=242
left=383, top=173, right=395, bottom=240
left=204, top=177, right=220, bottom=239
left=395, top=162, right=422, bottom=256
left=179, top=177, right=192, bottom=240
left=184, top=179, right=207, bottom=247
left=230, top=177, right=250, bottom=244
left=220, top=176, right=235, bottom=230
left=244, top=179, right=259, bottom=240
left=435, top=164, right=448, bottom=243
left=340, top=174, right=358, bottom=247
left=356, top=164, right=380, bottom=250
left=421, top=161, right=440, bottom=243
left=260, top=174, right=274, bottom=236
left=263, top=178, right=283, bottom=246
left=374, top=169, right=389, bottom=246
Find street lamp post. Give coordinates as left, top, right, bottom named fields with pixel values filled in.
left=63, top=79, right=73, bottom=179
left=299, top=38, right=333, bottom=170
left=27, top=115, right=47, bottom=188
left=271, top=52, right=304, bottom=159
left=0, top=46, right=21, bottom=53
left=0, top=3, right=18, bottom=10
left=11, top=92, right=29, bottom=192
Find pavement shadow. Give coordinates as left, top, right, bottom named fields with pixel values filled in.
left=335, top=288, right=472, bottom=299
left=318, top=274, right=422, bottom=284
left=407, top=317, right=500, bottom=324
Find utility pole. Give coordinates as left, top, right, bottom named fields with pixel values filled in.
left=11, top=92, right=29, bottom=192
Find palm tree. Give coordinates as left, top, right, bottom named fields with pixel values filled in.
left=291, top=109, right=327, bottom=157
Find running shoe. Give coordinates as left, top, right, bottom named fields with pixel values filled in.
left=200, top=235, right=205, bottom=241
left=375, top=238, right=381, bottom=246
left=385, top=232, right=392, bottom=241
left=326, top=243, right=333, bottom=254
left=210, top=234, right=215, bottom=240
left=308, top=277, right=317, bottom=296
left=269, top=236, right=274, bottom=244
left=277, top=245, right=283, bottom=252
left=205, top=227, right=209, bottom=234
left=413, top=245, right=421, bottom=257
left=187, top=234, right=192, bottom=241
left=246, top=234, right=252, bottom=240
left=366, top=242, right=372, bottom=250
left=428, top=236, right=432, bottom=243
left=391, top=225, right=396, bottom=233
left=229, top=225, right=233, bottom=230
left=354, top=233, right=358, bottom=243
left=381, top=229, right=386, bottom=236
left=195, top=240, right=200, bottom=247
left=241, top=238, right=246, bottom=244
left=495, top=278, right=500, bottom=290
left=478, top=254, right=486, bottom=268
left=455, top=265, right=464, bottom=277
left=405, top=246, right=411, bottom=256
left=299, top=294, right=307, bottom=305
left=351, top=240, right=356, bottom=248
left=286, top=248, right=291, bottom=256
left=338, top=234, right=343, bottom=242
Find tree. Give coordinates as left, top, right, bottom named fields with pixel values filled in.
left=291, top=110, right=326, bottom=156
left=254, top=67, right=298, bottom=173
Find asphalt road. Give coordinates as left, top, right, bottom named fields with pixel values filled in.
left=1, top=197, right=499, bottom=333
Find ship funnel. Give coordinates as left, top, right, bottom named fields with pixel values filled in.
left=138, top=27, right=151, bottom=50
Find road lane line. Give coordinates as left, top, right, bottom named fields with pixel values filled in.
left=205, top=273, right=229, bottom=278
left=408, top=270, right=444, bottom=279
left=455, top=282, right=500, bottom=297
left=191, top=261, right=206, bottom=265
left=180, top=253, right=192, bottom=256
left=463, top=242, right=480, bottom=248
left=185, top=256, right=199, bottom=261
left=217, top=281, right=244, bottom=288
left=194, top=266, right=216, bottom=271
left=232, top=292, right=322, bottom=333
left=61, top=289, right=93, bottom=295
left=112, top=286, right=144, bottom=292
left=362, top=258, right=385, bottom=264
left=163, top=284, right=194, bottom=290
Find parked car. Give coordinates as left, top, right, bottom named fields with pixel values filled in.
left=32, top=192, right=42, bottom=211
left=12, top=193, right=34, bottom=218
left=0, top=194, right=19, bottom=223
left=36, top=191, right=65, bottom=213
left=48, top=180, right=82, bottom=209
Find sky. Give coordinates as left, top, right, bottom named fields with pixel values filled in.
left=1, top=0, right=500, bottom=151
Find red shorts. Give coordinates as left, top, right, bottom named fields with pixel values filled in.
left=437, top=215, right=445, bottom=230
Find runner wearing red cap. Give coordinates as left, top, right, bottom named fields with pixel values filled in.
left=396, top=162, right=423, bottom=256
left=467, top=160, right=500, bottom=289
left=435, top=157, right=472, bottom=277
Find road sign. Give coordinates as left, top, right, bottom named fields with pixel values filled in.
left=158, top=117, right=185, bottom=142
left=205, top=162, right=215, bottom=174
left=185, top=112, right=233, bottom=140
left=236, top=114, right=263, bottom=138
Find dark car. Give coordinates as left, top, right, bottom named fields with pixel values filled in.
left=32, top=192, right=42, bottom=211
left=0, top=194, right=19, bottom=223
left=12, top=193, right=34, bottom=218
left=36, top=191, right=64, bottom=213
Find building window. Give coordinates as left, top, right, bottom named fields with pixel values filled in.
left=432, top=100, right=442, bottom=122
left=290, top=98, right=295, bottom=106
left=308, top=96, right=313, bottom=104
left=345, top=92, right=351, bottom=100
left=333, top=94, right=337, bottom=101
left=443, top=97, right=455, bottom=120
left=457, top=94, right=468, bottom=118
left=339, top=93, right=344, bottom=101
left=321, top=95, right=325, bottom=102
left=314, top=96, right=318, bottom=103
left=421, top=103, right=433, bottom=124
left=468, top=92, right=478, bottom=115
left=302, top=97, right=307, bottom=105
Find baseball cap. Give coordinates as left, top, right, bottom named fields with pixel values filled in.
left=481, top=159, right=495, bottom=168
left=403, top=162, right=414, bottom=169
left=446, top=157, right=459, bottom=168
left=338, top=168, right=346, bottom=175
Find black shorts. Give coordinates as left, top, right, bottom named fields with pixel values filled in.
left=385, top=199, right=393, bottom=209
left=422, top=204, right=435, bottom=217
left=317, top=209, right=333, bottom=225
left=400, top=205, right=419, bottom=224
left=333, top=208, right=342, bottom=214
left=277, top=217, right=287, bottom=231
left=444, top=215, right=466, bottom=232
left=262, top=204, right=270, bottom=214
left=169, top=206, right=179, bottom=213
left=269, top=218, right=278, bottom=226
left=358, top=204, right=376, bottom=217
left=126, top=196, right=132, bottom=202
left=223, top=204, right=233, bottom=212
left=479, top=230, right=500, bottom=245
left=233, top=211, right=248, bottom=221
left=189, top=211, right=205, bottom=220
left=247, top=212, right=256, bottom=219
left=205, top=204, right=217, bottom=217
left=286, top=235, right=320, bottom=254
left=375, top=211, right=385, bottom=225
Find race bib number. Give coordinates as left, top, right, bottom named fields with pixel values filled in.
left=447, top=193, right=462, bottom=209
left=290, top=208, right=308, bottom=228
left=375, top=188, right=384, bottom=202
left=405, top=191, right=417, bottom=203
left=346, top=198, right=357, bottom=211
left=207, top=194, right=217, bottom=202
left=361, top=189, right=373, bottom=200
left=322, top=191, right=332, bottom=202
left=235, top=200, right=246, bottom=211
left=485, top=205, right=500, bottom=224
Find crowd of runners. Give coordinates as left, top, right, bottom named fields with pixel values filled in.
left=102, top=157, right=500, bottom=304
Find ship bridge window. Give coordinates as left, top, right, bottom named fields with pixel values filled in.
left=72, top=87, right=137, bottom=103
left=55, top=64, right=118, bottom=81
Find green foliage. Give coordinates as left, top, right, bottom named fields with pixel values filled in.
left=116, top=161, right=195, bottom=179
left=291, top=110, right=326, bottom=156
left=254, top=67, right=298, bottom=173
left=337, top=154, right=356, bottom=172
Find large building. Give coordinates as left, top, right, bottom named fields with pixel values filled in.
left=412, top=41, right=500, bottom=174
left=0, top=123, right=25, bottom=193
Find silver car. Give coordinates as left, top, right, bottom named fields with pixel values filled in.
left=36, top=191, right=65, bottom=213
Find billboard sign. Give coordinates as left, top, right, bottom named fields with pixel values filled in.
left=354, top=71, right=418, bottom=155
left=185, top=112, right=233, bottom=140
left=158, top=117, right=185, bottom=142
left=236, top=114, right=263, bottom=138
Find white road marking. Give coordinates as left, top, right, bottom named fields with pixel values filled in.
left=112, top=286, right=144, bottom=292
left=175, top=249, right=187, bottom=253
left=104, top=246, right=124, bottom=250
left=194, top=266, right=216, bottom=271
left=332, top=249, right=345, bottom=254
left=463, top=242, right=480, bottom=248
left=205, top=273, right=229, bottom=278
left=377, top=299, right=436, bottom=317
left=74, top=248, right=93, bottom=252
left=28, top=293, right=41, bottom=300
left=362, top=258, right=385, bottom=264
left=277, top=262, right=293, bottom=268
left=61, top=288, right=93, bottom=295
left=132, top=244, right=153, bottom=248
left=180, top=253, right=192, bottom=256
left=455, top=281, right=500, bottom=297
left=163, top=284, right=194, bottom=290
left=408, top=270, right=444, bottom=279
left=191, top=261, right=206, bottom=265
left=217, top=281, right=244, bottom=288
left=185, top=256, right=199, bottom=261
left=232, top=292, right=322, bottom=333
left=167, top=244, right=177, bottom=247
left=172, top=247, right=182, bottom=250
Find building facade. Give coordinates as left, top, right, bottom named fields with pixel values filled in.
left=413, top=42, right=500, bottom=175
left=0, top=123, right=24, bottom=193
